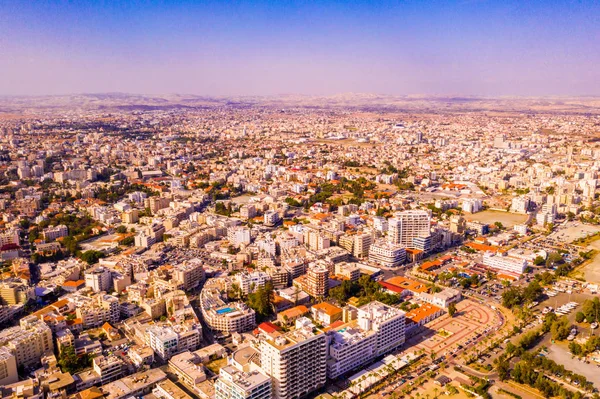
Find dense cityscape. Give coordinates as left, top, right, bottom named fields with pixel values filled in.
left=0, top=93, right=598, bottom=399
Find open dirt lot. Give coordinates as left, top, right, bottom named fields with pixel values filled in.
left=549, top=223, right=600, bottom=244
left=465, top=210, right=528, bottom=228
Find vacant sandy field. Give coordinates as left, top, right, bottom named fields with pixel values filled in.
left=553, top=223, right=600, bottom=283
left=549, top=223, right=600, bottom=243
left=464, top=210, right=528, bottom=228
left=579, top=240, right=600, bottom=284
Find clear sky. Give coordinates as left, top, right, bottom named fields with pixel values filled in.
left=1, top=0, right=599, bottom=97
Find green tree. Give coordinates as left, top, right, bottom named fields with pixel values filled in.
left=569, top=342, right=583, bottom=356
left=582, top=297, right=600, bottom=323
left=501, top=287, right=524, bottom=309
left=494, top=355, right=511, bottom=381
left=448, top=302, right=457, bottom=317
left=119, top=236, right=135, bottom=246
left=523, top=281, right=543, bottom=303
left=247, top=281, right=274, bottom=321
left=58, top=345, right=93, bottom=374
left=115, top=225, right=127, bottom=234
left=533, top=255, right=546, bottom=266
left=79, top=250, right=105, bottom=265
left=546, top=252, right=564, bottom=268
left=550, top=316, right=571, bottom=341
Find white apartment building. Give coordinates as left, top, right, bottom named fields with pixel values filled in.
left=388, top=210, right=431, bottom=248
left=257, top=237, right=277, bottom=257
left=200, top=280, right=256, bottom=334
left=215, top=365, right=272, bottom=399
left=302, top=228, right=331, bottom=252
left=92, top=354, right=125, bottom=385
left=85, top=266, right=113, bottom=293
left=145, top=321, right=202, bottom=363
left=372, top=216, right=388, bottom=233
left=240, top=204, right=257, bottom=219
left=536, top=211, right=556, bottom=226
left=42, top=224, right=68, bottom=242
left=264, top=210, right=280, bottom=226
left=513, top=224, right=528, bottom=235
left=482, top=251, right=527, bottom=275
left=228, top=227, right=252, bottom=247
left=368, top=239, right=406, bottom=267
left=326, top=324, right=378, bottom=379
left=147, top=326, right=180, bottom=361
left=357, top=301, right=405, bottom=356
left=511, top=197, right=531, bottom=214
left=462, top=198, right=483, bottom=214
left=135, top=232, right=156, bottom=248
left=260, top=319, right=327, bottom=399
left=0, top=230, right=19, bottom=247
left=236, top=271, right=271, bottom=296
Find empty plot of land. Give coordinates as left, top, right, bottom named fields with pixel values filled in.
left=549, top=223, right=600, bottom=244
left=80, top=233, right=122, bottom=251
left=579, top=250, right=600, bottom=285
left=465, top=210, right=528, bottom=228
left=553, top=223, right=600, bottom=283
left=546, top=343, right=600, bottom=388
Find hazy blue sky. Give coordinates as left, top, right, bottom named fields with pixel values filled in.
left=1, top=0, right=599, bottom=96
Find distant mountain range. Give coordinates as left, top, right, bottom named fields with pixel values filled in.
left=1, top=92, right=600, bottom=114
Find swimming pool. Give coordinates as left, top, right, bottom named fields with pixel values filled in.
left=216, top=307, right=234, bottom=314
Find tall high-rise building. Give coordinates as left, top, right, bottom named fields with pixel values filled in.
left=387, top=210, right=431, bottom=248
left=260, top=319, right=327, bottom=399
left=305, top=266, right=329, bottom=298
left=416, top=131, right=423, bottom=143
left=353, top=232, right=372, bottom=258
left=327, top=301, right=406, bottom=379
left=357, top=301, right=406, bottom=355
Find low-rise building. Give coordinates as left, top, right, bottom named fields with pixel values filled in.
left=215, top=365, right=272, bottom=399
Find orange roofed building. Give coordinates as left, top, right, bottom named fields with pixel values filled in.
left=276, top=305, right=309, bottom=325
left=405, top=303, right=444, bottom=336
left=385, top=276, right=429, bottom=297
left=311, top=302, right=343, bottom=326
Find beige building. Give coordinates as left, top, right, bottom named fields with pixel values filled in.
left=305, top=266, right=328, bottom=298
left=75, top=294, right=120, bottom=328
left=0, top=316, right=53, bottom=367
left=168, top=351, right=207, bottom=393
left=0, top=346, right=18, bottom=386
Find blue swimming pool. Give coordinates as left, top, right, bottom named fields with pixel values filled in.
left=216, top=307, right=234, bottom=314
